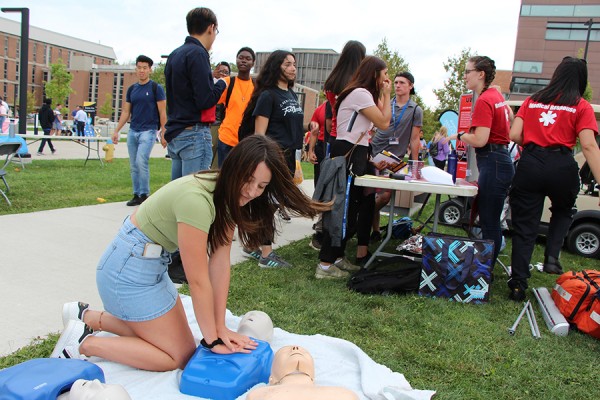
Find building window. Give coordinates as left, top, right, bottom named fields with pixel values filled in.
left=32, top=66, right=35, bottom=83
left=89, top=73, right=94, bottom=102
left=68, top=51, right=72, bottom=68
left=546, top=22, right=600, bottom=42
left=513, top=61, right=543, bottom=74
left=48, top=46, right=52, bottom=63
left=42, top=71, right=48, bottom=103
left=3, top=59, right=7, bottom=79
left=3, top=83, right=7, bottom=100
left=4, top=37, right=7, bottom=56
left=58, top=49, right=62, bottom=63
left=511, top=77, right=550, bottom=95
left=33, top=43, right=37, bottom=62
left=521, top=5, right=600, bottom=17
left=43, top=45, right=47, bottom=64
left=15, top=39, right=19, bottom=59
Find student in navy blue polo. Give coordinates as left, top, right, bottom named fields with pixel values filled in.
left=112, top=55, right=167, bottom=206
left=164, top=7, right=227, bottom=180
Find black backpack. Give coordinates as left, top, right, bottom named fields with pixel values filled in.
left=347, top=255, right=422, bottom=295
left=215, top=77, right=238, bottom=124
left=238, top=89, right=275, bottom=142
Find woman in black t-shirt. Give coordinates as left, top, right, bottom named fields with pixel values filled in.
left=239, top=50, right=304, bottom=269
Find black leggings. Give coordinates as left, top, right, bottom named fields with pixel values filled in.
left=319, top=140, right=374, bottom=263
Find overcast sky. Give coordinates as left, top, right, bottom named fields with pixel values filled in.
left=5, top=0, right=522, bottom=108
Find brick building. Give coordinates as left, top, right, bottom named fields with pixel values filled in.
left=510, top=0, right=600, bottom=104
left=0, top=16, right=117, bottom=115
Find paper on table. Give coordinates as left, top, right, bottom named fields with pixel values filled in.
left=421, top=166, right=455, bottom=185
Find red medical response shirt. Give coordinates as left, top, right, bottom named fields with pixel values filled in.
left=311, top=102, right=326, bottom=141
left=516, top=97, right=598, bottom=148
left=470, top=88, right=510, bottom=145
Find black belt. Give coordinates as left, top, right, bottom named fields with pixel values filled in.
left=476, top=143, right=508, bottom=153
left=525, top=143, right=571, bottom=154
left=185, top=123, right=211, bottom=129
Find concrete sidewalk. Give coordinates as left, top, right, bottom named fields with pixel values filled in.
left=0, top=142, right=317, bottom=356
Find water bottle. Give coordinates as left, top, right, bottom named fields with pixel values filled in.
left=447, top=150, right=458, bottom=183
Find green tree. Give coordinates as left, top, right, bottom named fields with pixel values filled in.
left=44, top=60, right=74, bottom=107
left=373, top=38, right=439, bottom=138
left=150, top=62, right=166, bottom=88
left=433, top=48, right=475, bottom=113
left=99, top=93, right=113, bottom=118
left=583, top=81, right=593, bottom=102
left=373, top=37, right=410, bottom=81
left=26, top=91, right=36, bottom=114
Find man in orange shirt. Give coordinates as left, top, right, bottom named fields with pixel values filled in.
left=216, top=47, right=256, bottom=167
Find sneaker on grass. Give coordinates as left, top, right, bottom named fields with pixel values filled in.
left=62, top=301, right=89, bottom=328
left=259, top=252, right=292, bottom=268
left=335, top=257, right=361, bottom=272
left=315, top=264, right=350, bottom=279
left=50, top=320, right=93, bottom=359
left=241, top=248, right=262, bottom=260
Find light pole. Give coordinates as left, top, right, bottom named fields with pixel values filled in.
left=1, top=7, right=29, bottom=135
left=583, top=19, right=594, bottom=61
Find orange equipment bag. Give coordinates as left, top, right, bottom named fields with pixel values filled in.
left=551, top=270, right=600, bottom=339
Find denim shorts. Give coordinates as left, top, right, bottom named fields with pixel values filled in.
left=96, top=217, right=177, bottom=322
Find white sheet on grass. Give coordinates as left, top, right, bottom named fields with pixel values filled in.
left=91, top=295, right=435, bottom=400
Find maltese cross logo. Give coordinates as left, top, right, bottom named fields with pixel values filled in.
left=539, top=111, right=557, bottom=126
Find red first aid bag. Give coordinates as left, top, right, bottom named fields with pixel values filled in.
left=552, top=270, right=600, bottom=339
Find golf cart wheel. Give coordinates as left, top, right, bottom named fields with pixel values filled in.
left=439, top=202, right=463, bottom=226
left=567, top=223, right=600, bottom=258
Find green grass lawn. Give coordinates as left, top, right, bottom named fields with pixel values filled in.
left=1, top=159, right=598, bottom=399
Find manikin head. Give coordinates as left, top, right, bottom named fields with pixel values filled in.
left=237, top=310, right=274, bottom=343
left=269, top=345, right=315, bottom=385
left=68, top=379, right=131, bottom=400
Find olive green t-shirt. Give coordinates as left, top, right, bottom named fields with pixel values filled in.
left=135, top=174, right=217, bottom=252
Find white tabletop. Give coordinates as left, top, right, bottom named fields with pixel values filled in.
left=12, top=134, right=108, bottom=141
left=354, top=175, right=478, bottom=197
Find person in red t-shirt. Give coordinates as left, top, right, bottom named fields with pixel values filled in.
left=507, top=56, right=600, bottom=301
left=449, top=56, right=515, bottom=272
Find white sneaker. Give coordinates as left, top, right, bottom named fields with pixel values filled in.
left=50, top=320, right=93, bottom=359
left=62, top=301, right=89, bottom=328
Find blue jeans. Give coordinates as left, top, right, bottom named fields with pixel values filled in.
left=476, top=148, right=514, bottom=265
left=217, top=139, right=233, bottom=168
left=127, top=129, right=156, bottom=195
left=96, top=216, right=175, bottom=322
left=167, top=125, right=213, bottom=180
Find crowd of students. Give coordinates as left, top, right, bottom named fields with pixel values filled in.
left=49, top=6, right=600, bottom=374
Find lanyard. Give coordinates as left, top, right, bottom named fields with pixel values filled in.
left=391, top=98, right=409, bottom=131
left=342, top=174, right=353, bottom=239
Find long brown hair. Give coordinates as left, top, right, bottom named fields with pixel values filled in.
left=335, top=56, right=387, bottom=115
left=205, top=135, right=330, bottom=252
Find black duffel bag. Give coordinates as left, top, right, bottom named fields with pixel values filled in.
left=347, top=255, right=422, bottom=295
